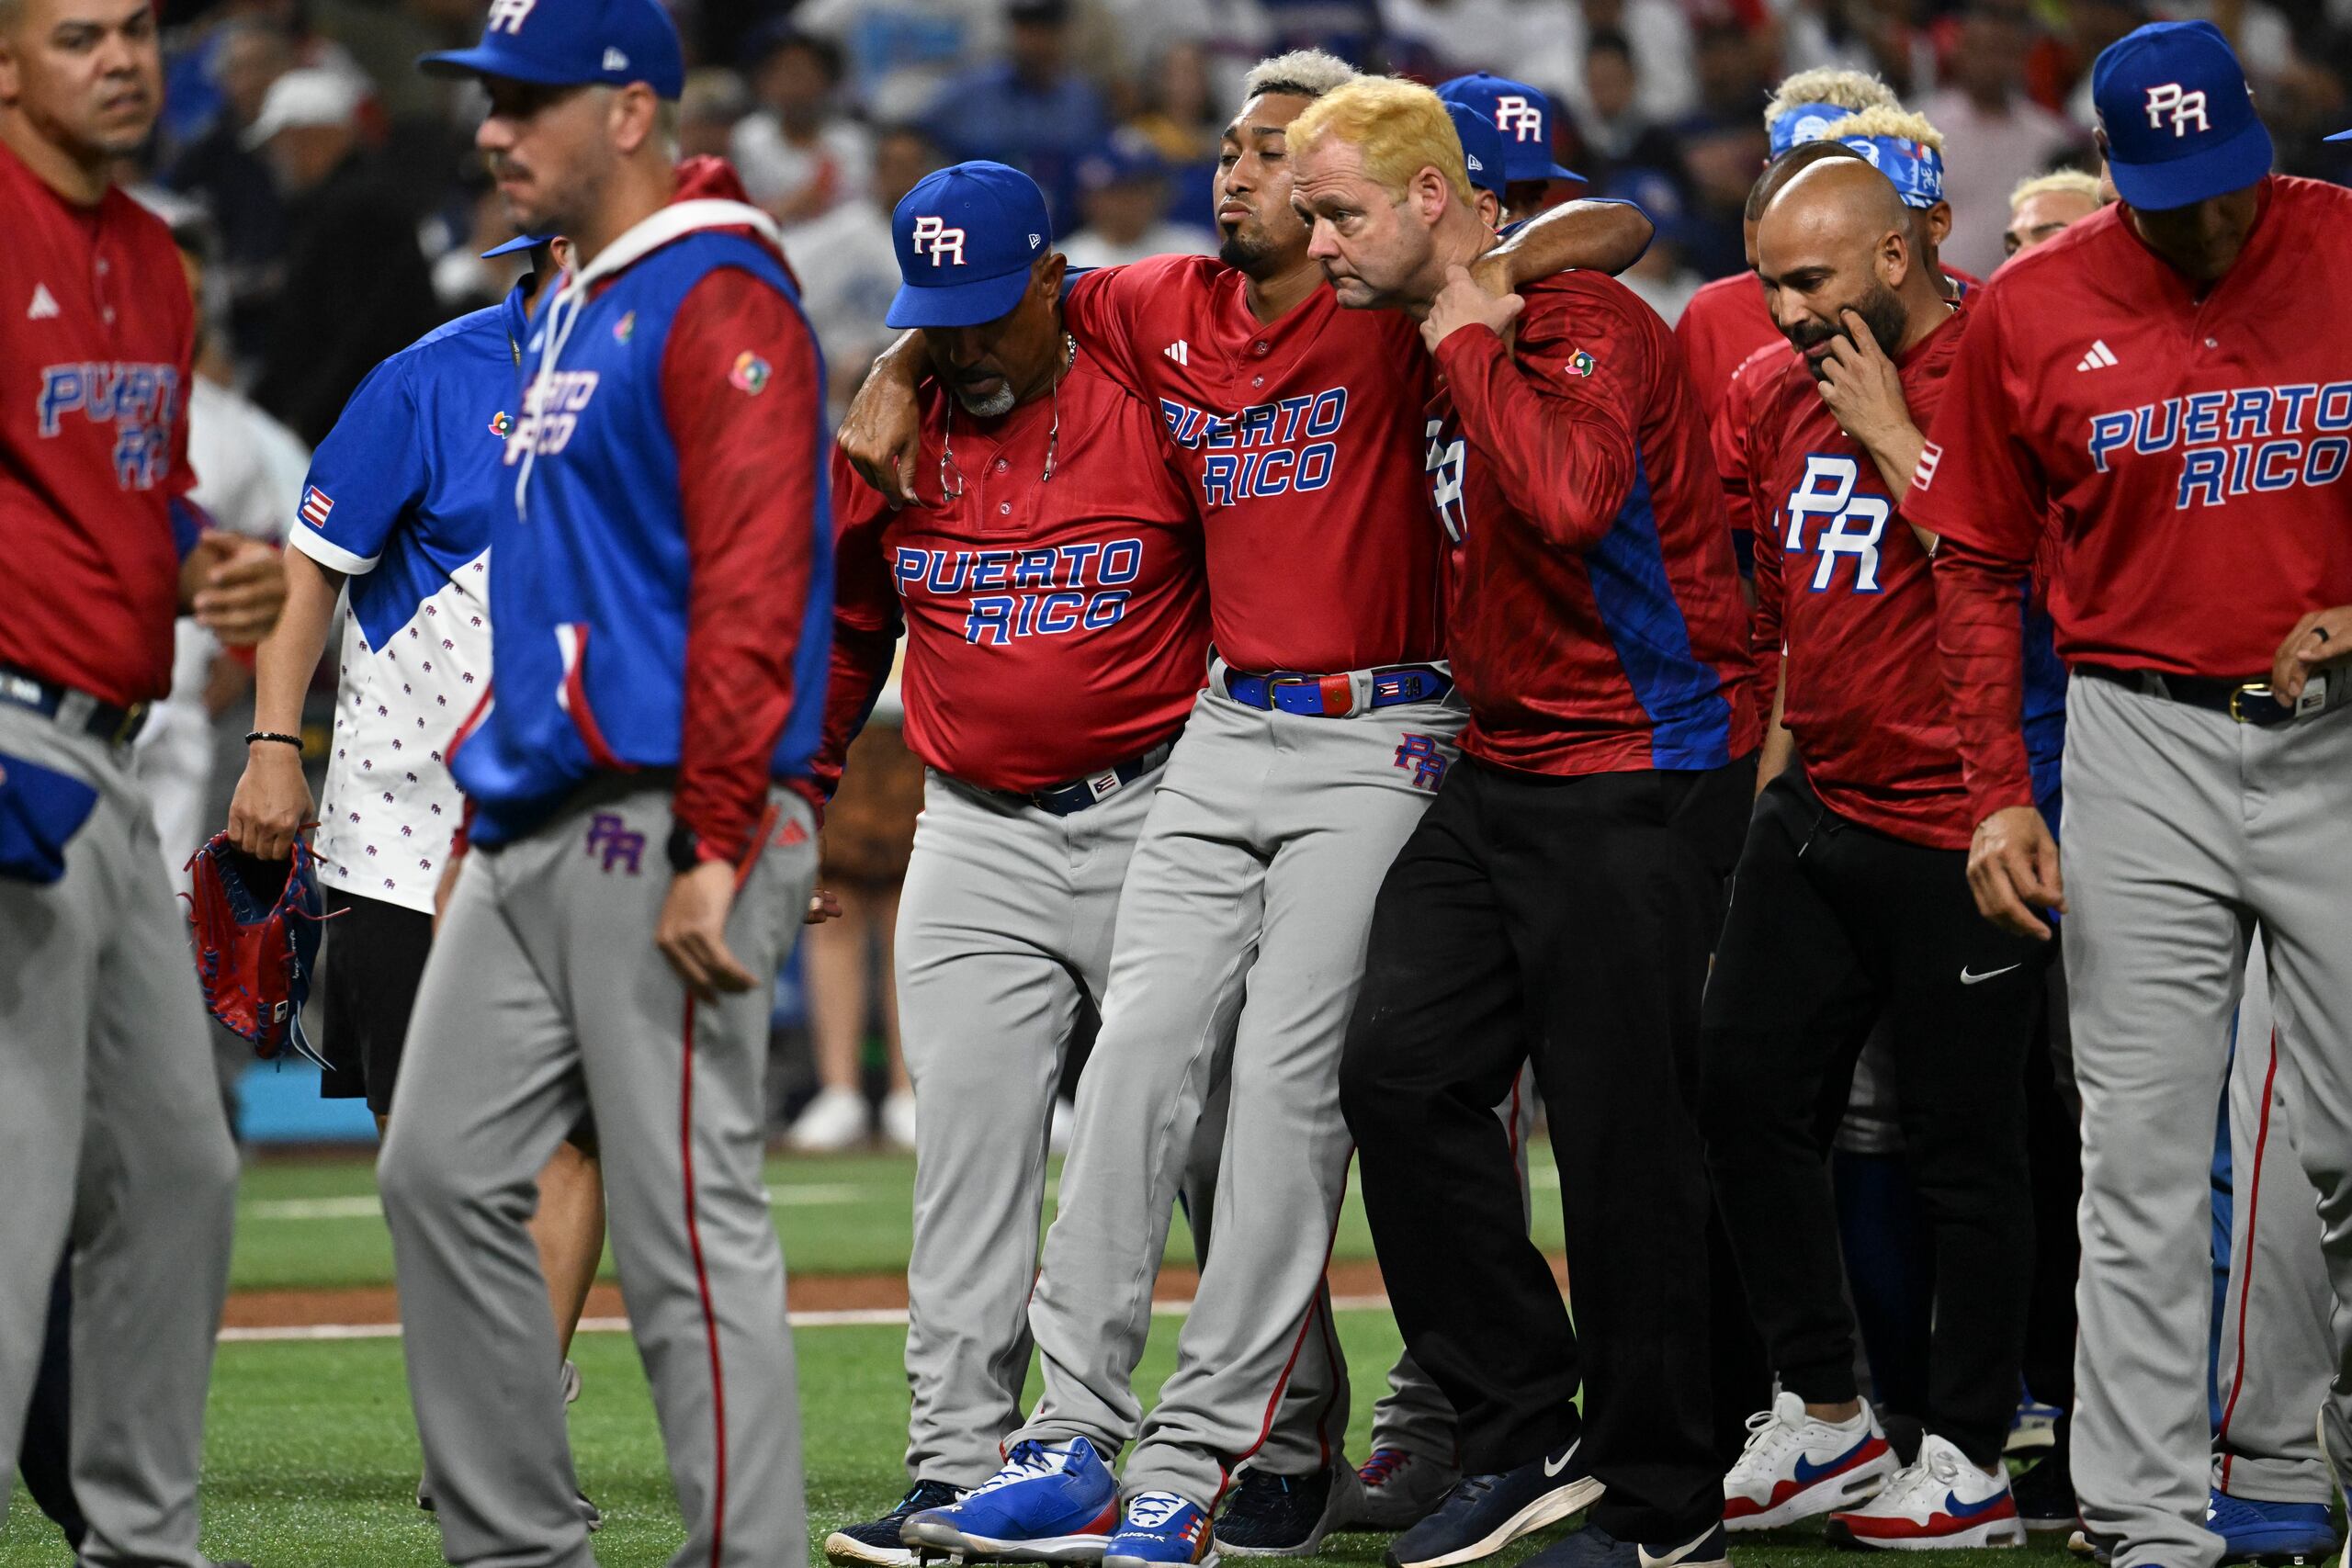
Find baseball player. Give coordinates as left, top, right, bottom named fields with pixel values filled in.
left=222, top=226, right=609, bottom=1517
left=0, top=0, right=288, bottom=1559
left=1292, top=76, right=1757, bottom=1568
left=844, top=51, right=1654, bottom=1565
left=1704, top=155, right=2049, bottom=1549
left=810, top=160, right=1212, bottom=1566
left=1432, top=73, right=1584, bottom=227
left=1679, top=68, right=1902, bottom=440
left=1914, top=24, right=2352, bottom=1568
left=378, top=4, right=832, bottom=1564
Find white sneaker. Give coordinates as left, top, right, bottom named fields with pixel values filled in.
left=787, top=1086, right=870, bottom=1152
left=1826, top=1432, right=2025, bottom=1551
left=1724, top=1391, right=1897, bottom=1531
left=880, top=1089, right=918, bottom=1151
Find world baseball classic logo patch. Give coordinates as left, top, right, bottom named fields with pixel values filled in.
left=729, top=351, right=772, bottom=394
left=585, top=812, right=645, bottom=874
left=1394, top=733, right=1451, bottom=792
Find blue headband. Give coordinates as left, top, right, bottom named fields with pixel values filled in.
left=1838, top=134, right=1946, bottom=209
left=1768, top=102, right=1855, bottom=156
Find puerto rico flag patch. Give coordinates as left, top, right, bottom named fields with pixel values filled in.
left=300, top=486, right=334, bottom=527
left=729, top=351, right=772, bottom=395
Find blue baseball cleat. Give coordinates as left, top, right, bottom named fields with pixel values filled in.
left=2209, top=1491, right=2339, bottom=1565
left=902, top=1438, right=1121, bottom=1562
left=1104, top=1491, right=1217, bottom=1568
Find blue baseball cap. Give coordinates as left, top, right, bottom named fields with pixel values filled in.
left=2092, top=21, right=2272, bottom=210
left=1769, top=101, right=1857, bottom=157
left=1436, top=73, right=1585, bottom=186
left=2328, top=128, right=2352, bottom=141
left=887, top=162, right=1052, bottom=330
left=1446, top=101, right=1507, bottom=202
left=420, top=0, right=685, bottom=101
left=481, top=232, right=555, bottom=258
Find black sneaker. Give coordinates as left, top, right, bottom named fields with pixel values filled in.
left=1217, top=1464, right=1354, bottom=1557
left=827, top=1480, right=967, bottom=1566
left=2012, top=1450, right=2078, bottom=1533
left=1522, top=1522, right=1727, bottom=1568
left=1386, top=1441, right=1603, bottom=1568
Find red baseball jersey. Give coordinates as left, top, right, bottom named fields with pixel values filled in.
left=814, top=353, right=1208, bottom=795
left=1916, top=177, right=2352, bottom=818
left=1678, top=272, right=1780, bottom=442
left=0, top=142, right=198, bottom=706
left=1426, top=271, right=1758, bottom=776
left=1747, top=309, right=1973, bottom=848
left=1062, top=254, right=1445, bottom=674
left=1711, top=336, right=1794, bottom=548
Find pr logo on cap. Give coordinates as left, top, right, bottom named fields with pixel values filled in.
left=1493, top=95, right=1543, bottom=141
left=486, top=0, right=534, bottom=35
left=912, top=215, right=967, bottom=266
left=2144, top=83, right=2209, bottom=136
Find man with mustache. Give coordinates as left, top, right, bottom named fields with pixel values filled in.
left=846, top=49, right=1653, bottom=1568
left=0, top=0, right=286, bottom=1562
left=1700, top=153, right=2047, bottom=1550
left=810, top=160, right=1210, bottom=1568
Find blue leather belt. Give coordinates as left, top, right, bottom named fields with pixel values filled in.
left=1019, top=739, right=1177, bottom=817
left=1220, top=662, right=1453, bottom=718
left=0, top=665, right=150, bottom=745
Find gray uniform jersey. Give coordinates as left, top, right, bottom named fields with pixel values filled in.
left=2062, top=678, right=2352, bottom=1568
left=380, top=782, right=817, bottom=1568
left=0, top=705, right=241, bottom=1567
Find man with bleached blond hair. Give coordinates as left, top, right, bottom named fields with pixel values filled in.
left=1288, top=73, right=1759, bottom=1568
left=2003, top=167, right=2107, bottom=259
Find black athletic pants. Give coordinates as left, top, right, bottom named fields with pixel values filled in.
left=1342, top=752, right=1753, bottom=1545
left=1698, top=769, right=2045, bottom=1466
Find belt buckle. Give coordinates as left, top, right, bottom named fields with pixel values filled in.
left=2229, top=682, right=2275, bottom=725
left=111, top=702, right=150, bottom=746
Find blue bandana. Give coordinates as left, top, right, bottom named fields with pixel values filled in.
left=1768, top=102, right=1856, bottom=156
left=1838, top=134, right=1946, bottom=209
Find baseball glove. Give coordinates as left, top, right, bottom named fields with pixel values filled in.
left=186, top=832, right=328, bottom=1065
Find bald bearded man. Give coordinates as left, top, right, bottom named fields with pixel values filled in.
left=1701, top=158, right=2046, bottom=1551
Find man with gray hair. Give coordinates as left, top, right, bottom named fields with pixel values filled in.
left=846, top=47, right=1653, bottom=1568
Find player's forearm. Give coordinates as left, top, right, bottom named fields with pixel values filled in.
left=1492, top=198, right=1655, bottom=286
left=1932, top=542, right=2037, bottom=820
left=250, top=547, right=344, bottom=735
left=1854, top=419, right=1939, bottom=552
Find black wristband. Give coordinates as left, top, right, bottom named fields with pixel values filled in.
left=245, top=730, right=303, bottom=750
left=667, top=821, right=701, bottom=874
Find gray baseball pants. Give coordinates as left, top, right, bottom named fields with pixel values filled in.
left=0, top=704, right=240, bottom=1568
left=2213, top=931, right=2348, bottom=1506
left=2063, top=676, right=2352, bottom=1568
left=380, top=780, right=816, bottom=1568
left=1012, top=678, right=1466, bottom=1508
left=897, top=763, right=1163, bottom=1488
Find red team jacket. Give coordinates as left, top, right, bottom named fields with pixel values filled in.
left=814, top=354, right=1208, bottom=795
left=1, top=142, right=199, bottom=705
left=1678, top=272, right=1782, bottom=443
left=1746, top=309, right=1975, bottom=848
left=1426, top=271, right=1758, bottom=775
left=1062, top=254, right=1446, bottom=674
left=1915, top=177, right=2352, bottom=820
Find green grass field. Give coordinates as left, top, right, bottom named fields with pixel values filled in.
left=0, top=1148, right=2075, bottom=1568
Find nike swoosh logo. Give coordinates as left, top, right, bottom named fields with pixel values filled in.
left=1960, top=964, right=2022, bottom=986
left=1544, top=1441, right=1580, bottom=1478
left=1792, top=1434, right=1879, bottom=1483
left=1638, top=1532, right=1714, bottom=1568
left=1943, top=1490, right=2014, bottom=1520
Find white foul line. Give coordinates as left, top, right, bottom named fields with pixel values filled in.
left=218, top=1295, right=1394, bottom=1344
